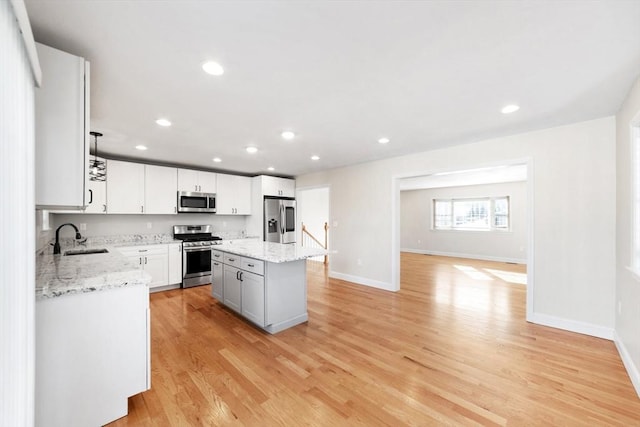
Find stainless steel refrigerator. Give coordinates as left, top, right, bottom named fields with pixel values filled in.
left=264, top=197, right=296, bottom=244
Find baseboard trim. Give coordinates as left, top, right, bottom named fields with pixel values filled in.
left=329, top=271, right=396, bottom=292
left=614, top=331, right=640, bottom=398
left=400, top=248, right=527, bottom=265
left=529, top=312, right=614, bottom=340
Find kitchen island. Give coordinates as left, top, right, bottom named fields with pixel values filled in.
left=211, top=241, right=326, bottom=333
left=35, top=248, right=151, bottom=427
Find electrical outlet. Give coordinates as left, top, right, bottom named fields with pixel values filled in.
left=418, top=239, right=421, bottom=244
left=618, top=301, right=622, bottom=315
left=357, top=258, right=362, bottom=266
left=333, top=220, right=338, bottom=227
left=79, top=223, right=86, bottom=231
left=223, top=221, right=227, bottom=228
left=146, top=222, right=152, bottom=229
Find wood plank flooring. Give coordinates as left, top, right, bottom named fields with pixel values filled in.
left=107, top=253, right=640, bottom=426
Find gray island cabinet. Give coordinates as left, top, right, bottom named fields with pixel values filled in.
left=211, top=241, right=326, bottom=333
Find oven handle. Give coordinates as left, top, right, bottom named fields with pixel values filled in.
left=183, top=246, right=212, bottom=253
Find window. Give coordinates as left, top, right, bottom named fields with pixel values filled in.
left=433, top=197, right=510, bottom=231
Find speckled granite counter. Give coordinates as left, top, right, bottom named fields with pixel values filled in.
left=215, top=240, right=326, bottom=263
left=36, top=249, right=151, bottom=300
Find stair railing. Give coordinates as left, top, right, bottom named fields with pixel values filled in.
left=301, top=222, right=328, bottom=264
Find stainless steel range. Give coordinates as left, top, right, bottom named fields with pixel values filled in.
left=172, top=225, right=221, bottom=288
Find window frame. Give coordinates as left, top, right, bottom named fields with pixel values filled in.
left=432, top=196, right=511, bottom=232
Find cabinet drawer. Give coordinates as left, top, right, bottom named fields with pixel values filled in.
left=118, top=244, right=168, bottom=256
left=241, top=258, right=264, bottom=276
left=223, top=253, right=241, bottom=268
left=212, top=250, right=224, bottom=261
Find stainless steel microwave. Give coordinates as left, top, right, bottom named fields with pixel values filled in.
left=177, top=191, right=216, bottom=213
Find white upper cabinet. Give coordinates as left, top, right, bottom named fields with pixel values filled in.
left=106, top=160, right=145, bottom=214
left=35, top=43, right=90, bottom=209
left=144, top=165, right=177, bottom=214
left=177, top=169, right=216, bottom=193
left=85, top=179, right=107, bottom=214
left=107, top=161, right=177, bottom=214
left=261, top=176, right=295, bottom=198
left=217, top=174, right=251, bottom=215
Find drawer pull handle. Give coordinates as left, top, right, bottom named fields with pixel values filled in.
left=247, top=263, right=255, bottom=267
left=228, top=258, right=235, bottom=261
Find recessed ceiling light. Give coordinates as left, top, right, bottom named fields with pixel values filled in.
left=311, top=155, right=320, bottom=161
left=155, top=118, right=171, bottom=127
left=267, top=166, right=275, bottom=171
left=501, top=104, right=520, bottom=114
left=135, top=145, right=148, bottom=151
left=281, top=131, right=295, bottom=140
left=378, top=137, right=390, bottom=144
left=213, top=157, right=222, bottom=163
left=202, top=61, right=224, bottom=76
left=246, top=146, right=258, bottom=154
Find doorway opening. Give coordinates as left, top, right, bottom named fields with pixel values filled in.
left=296, top=186, right=330, bottom=266
left=393, top=161, right=533, bottom=321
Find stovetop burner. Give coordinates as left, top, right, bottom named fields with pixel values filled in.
left=173, top=225, right=221, bottom=246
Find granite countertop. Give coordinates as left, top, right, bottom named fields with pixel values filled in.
left=214, top=241, right=327, bottom=263
left=35, top=247, right=151, bottom=301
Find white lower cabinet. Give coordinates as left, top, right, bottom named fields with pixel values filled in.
left=218, top=253, right=267, bottom=327
left=213, top=250, right=307, bottom=333
left=223, top=264, right=242, bottom=313
left=211, top=250, right=224, bottom=301
left=119, top=245, right=169, bottom=290
left=36, top=284, right=149, bottom=427
left=168, top=243, right=182, bottom=285
left=240, top=270, right=265, bottom=326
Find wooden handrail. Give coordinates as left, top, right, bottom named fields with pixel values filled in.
left=301, top=222, right=329, bottom=264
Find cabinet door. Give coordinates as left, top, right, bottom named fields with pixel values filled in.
left=198, top=171, right=217, bottom=194
left=279, top=179, right=296, bottom=198
left=211, top=260, right=224, bottom=301
left=84, top=179, right=106, bottom=214
left=261, top=176, right=295, bottom=197
left=177, top=169, right=199, bottom=192
left=107, top=160, right=145, bottom=214
left=145, top=165, right=177, bottom=214
left=241, top=271, right=265, bottom=327
left=144, top=253, right=169, bottom=289
left=223, top=265, right=242, bottom=313
left=217, top=174, right=251, bottom=215
left=167, top=244, right=182, bottom=285
left=35, top=43, right=89, bottom=209
left=124, top=254, right=144, bottom=270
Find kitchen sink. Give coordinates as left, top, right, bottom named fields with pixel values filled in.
left=64, top=248, right=109, bottom=256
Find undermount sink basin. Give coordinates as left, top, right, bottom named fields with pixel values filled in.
left=64, top=248, right=109, bottom=256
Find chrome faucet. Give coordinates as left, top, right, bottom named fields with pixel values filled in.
left=53, top=223, right=82, bottom=254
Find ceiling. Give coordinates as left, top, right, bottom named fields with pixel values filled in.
left=24, top=1, right=640, bottom=178
left=399, top=164, right=527, bottom=191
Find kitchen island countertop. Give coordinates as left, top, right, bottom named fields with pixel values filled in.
left=214, top=240, right=326, bottom=263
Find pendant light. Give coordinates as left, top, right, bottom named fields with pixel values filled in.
left=89, top=131, right=106, bottom=181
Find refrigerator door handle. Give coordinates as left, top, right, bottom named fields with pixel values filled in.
left=280, top=204, right=285, bottom=236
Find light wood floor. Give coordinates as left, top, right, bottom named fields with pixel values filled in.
left=108, top=253, right=640, bottom=426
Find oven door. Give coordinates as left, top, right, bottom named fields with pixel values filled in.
left=182, top=246, right=212, bottom=287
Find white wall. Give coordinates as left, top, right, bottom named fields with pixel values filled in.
left=1, top=1, right=38, bottom=425
left=400, top=181, right=527, bottom=263
left=615, top=75, right=640, bottom=396
left=296, top=116, right=616, bottom=337
left=51, top=213, right=246, bottom=241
